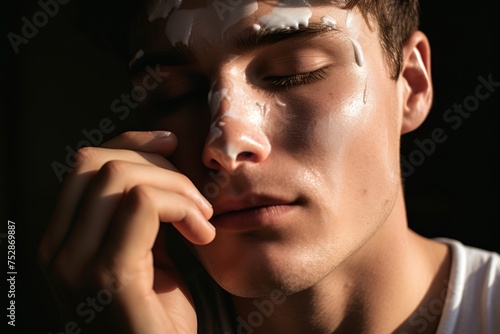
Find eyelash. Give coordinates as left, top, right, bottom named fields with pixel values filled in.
left=265, top=68, right=328, bottom=88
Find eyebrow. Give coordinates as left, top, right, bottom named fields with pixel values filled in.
left=129, top=23, right=340, bottom=76
left=234, top=22, right=340, bottom=53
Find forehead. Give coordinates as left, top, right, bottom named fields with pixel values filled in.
left=134, top=0, right=363, bottom=55
left=146, top=0, right=343, bottom=22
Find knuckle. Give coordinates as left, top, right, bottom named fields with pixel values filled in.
left=109, top=130, right=137, bottom=147
left=51, top=253, right=80, bottom=288
left=177, top=172, right=193, bottom=187
left=173, top=173, right=198, bottom=195
left=126, top=185, right=154, bottom=206
left=91, top=263, right=133, bottom=293
left=99, top=160, right=128, bottom=179
left=117, top=130, right=134, bottom=140
left=73, top=146, right=100, bottom=167
left=184, top=204, right=201, bottom=220
left=90, top=263, right=114, bottom=289
left=174, top=196, right=197, bottom=220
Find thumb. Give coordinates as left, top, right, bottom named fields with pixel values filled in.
left=100, top=130, right=178, bottom=157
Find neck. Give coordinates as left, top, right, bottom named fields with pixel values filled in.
left=230, top=186, right=451, bottom=334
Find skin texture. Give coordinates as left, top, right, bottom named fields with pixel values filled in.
left=38, top=1, right=451, bottom=333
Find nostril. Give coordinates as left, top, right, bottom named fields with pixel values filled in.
left=210, top=158, right=220, bottom=167
left=240, top=152, right=254, bottom=159
left=202, top=120, right=271, bottom=171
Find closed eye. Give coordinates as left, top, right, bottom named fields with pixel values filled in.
left=147, top=88, right=207, bottom=115
left=264, top=68, right=328, bottom=88
left=135, top=72, right=209, bottom=115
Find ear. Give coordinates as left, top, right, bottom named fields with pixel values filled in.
left=399, top=31, right=433, bottom=134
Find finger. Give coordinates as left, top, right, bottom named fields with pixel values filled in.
left=102, top=185, right=215, bottom=268
left=100, top=130, right=177, bottom=157
left=38, top=141, right=176, bottom=269
left=55, top=161, right=213, bottom=278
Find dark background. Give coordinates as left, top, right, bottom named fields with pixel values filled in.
left=3, top=0, right=499, bottom=333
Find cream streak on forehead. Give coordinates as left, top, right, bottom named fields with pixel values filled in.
left=147, top=0, right=319, bottom=45
left=147, top=0, right=259, bottom=46
left=147, top=0, right=182, bottom=21
left=215, top=0, right=259, bottom=33
left=256, top=7, right=312, bottom=31
left=321, top=15, right=337, bottom=27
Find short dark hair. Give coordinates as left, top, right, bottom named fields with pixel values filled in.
left=341, top=0, right=420, bottom=78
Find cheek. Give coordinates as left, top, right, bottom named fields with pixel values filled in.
left=273, top=68, right=369, bottom=162
left=276, top=68, right=401, bottom=208
left=324, top=84, right=401, bottom=225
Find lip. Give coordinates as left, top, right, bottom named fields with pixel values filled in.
left=211, top=196, right=299, bottom=232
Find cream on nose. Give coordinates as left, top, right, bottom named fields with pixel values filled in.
left=203, top=84, right=271, bottom=172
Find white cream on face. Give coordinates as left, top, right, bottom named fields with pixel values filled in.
left=164, top=10, right=198, bottom=45
left=350, top=37, right=364, bottom=67
left=207, top=120, right=224, bottom=144
left=256, top=6, right=312, bottom=31
left=321, top=15, right=337, bottom=28
left=228, top=54, right=240, bottom=62
left=128, top=49, right=145, bottom=69
left=208, top=88, right=230, bottom=118
left=310, top=9, right=370, bottom=178
left=217, top=0, right=259, bottom=34
left=149, top=0, right=259, bottom=46
left=206, top=85, right=230, bottom=144
left=275, top=99, right=286, bottom=108
left=255, top=101, right=270, bottom=118
left=147, top=0, right=183, bottom=21
left=206, top=78, right=270, bottom=161
left=345, top=11, right=365, bottom=68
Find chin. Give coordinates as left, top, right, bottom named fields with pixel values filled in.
left=195, top=239, right=336, bottom=298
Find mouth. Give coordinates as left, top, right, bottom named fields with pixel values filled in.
left=211, top=195, right=300, bottom=232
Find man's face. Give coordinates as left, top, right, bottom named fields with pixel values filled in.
left=132, top=0, right=404, bottom=297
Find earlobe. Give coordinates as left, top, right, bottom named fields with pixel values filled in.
left=400, top=31, right=434, bottom=134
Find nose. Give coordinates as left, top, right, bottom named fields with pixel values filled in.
left=202, top=82, right=271, bottom=173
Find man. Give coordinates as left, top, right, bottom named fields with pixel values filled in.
left=38, top=0, right=500, bottom=333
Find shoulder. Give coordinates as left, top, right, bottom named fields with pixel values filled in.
left=435, top=238, right=500, bottom=334
left=440, top=237, right=500, bottom=283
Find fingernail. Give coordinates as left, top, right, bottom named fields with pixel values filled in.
left=201, top=195, right=213, bottom=209
left=150, top=130, right=172, bottom=138
left=205, top=219, right=216, bottom=231
left=195, top=194, right=213, bottom=211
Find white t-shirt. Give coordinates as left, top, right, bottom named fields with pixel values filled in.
left=189, top=238, right=500, bottom=333
left=435, top=238, right=500, bottom=334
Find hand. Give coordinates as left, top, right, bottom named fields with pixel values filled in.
left=38, top=131, right=216, bottom=334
